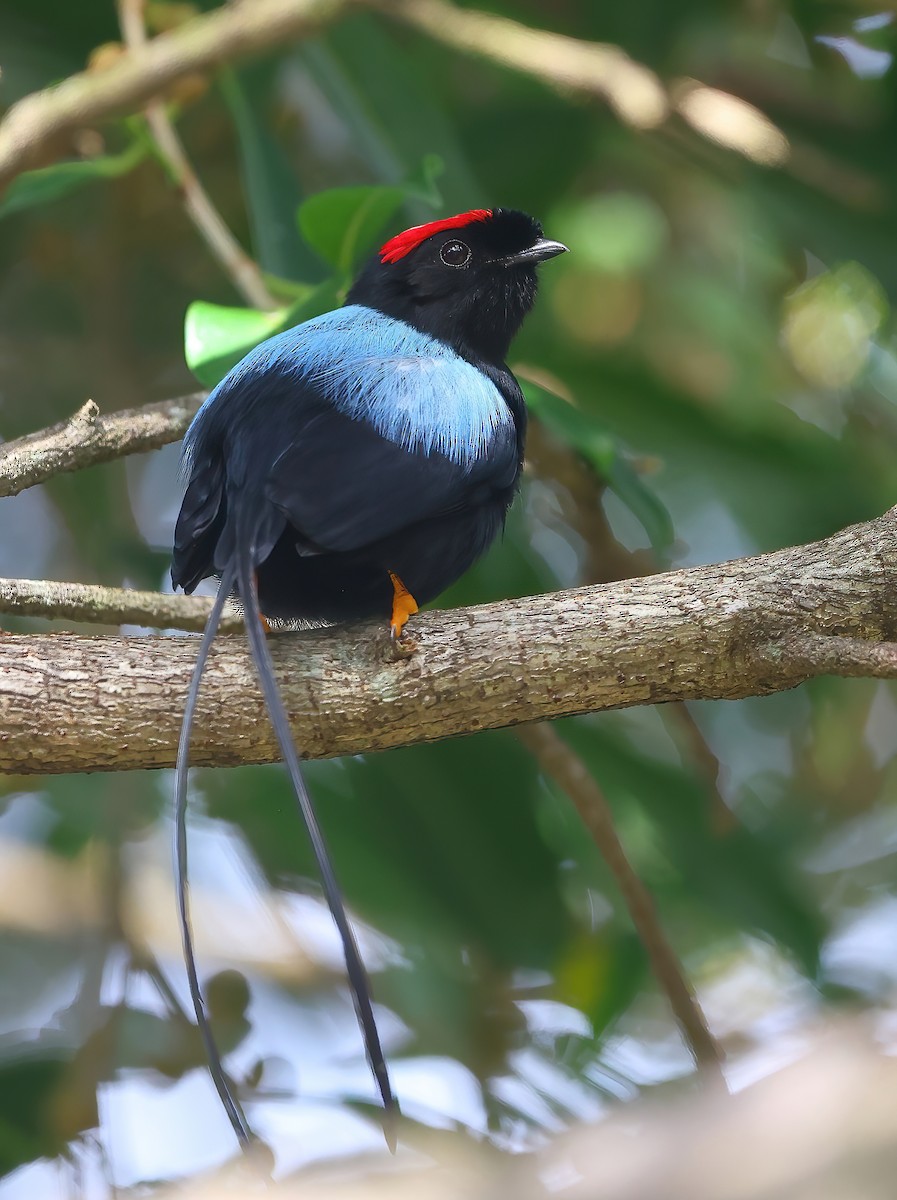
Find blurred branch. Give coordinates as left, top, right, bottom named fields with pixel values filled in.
left=0, top=576, right=240, bottom=633
left=0, top=0, right=791, bottom=194
left=666, top=702, right=737, bottom=836
left=376, top=0, right=669, bottom=128
left=380, top=1, right=789, bottom=165
left=117, top=0, right=277, bottom=310
left=671, top=79, right=789, bottom=167
left=154, top=1028, right=897, bottom=1199
left=0, top=393, right=204, bottom=498
left=524, top=419, right=655, bottom=585
left=5, top=506, right=897, bottom=772
left=0, top=0, right=354, bottom=189
left=518, top=722, right=725, bottom=1080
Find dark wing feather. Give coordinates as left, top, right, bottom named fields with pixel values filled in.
left=172, top=459, right=226, bottom=593
left=265, top=394, right=518, bottom=555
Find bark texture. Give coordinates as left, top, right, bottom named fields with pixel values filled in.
left=0, top=576, right=241, bottom=634
left=0, top=394, right=204, bottom=498
left=3, top=507, right=897, bottom=775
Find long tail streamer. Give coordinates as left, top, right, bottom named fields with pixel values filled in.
left=174, top=561, right=254, bottom=1148
left=176, top=535, right=398, bottom=1150
left=235, top=542, right=398, bottom=1150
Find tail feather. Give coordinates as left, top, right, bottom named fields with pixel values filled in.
left=234, top=534, right=399, bottom=1150
left=174, top=563, right=253, bottom=1149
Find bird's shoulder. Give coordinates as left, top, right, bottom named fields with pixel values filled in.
left=188, top=304, right=518, bottom=471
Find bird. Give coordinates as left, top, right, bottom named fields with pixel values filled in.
left=170, top=207, right=567, bottom=1153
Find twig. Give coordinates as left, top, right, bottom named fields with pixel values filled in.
left=377, top=0, right=668, bottom=128
left=525, top=409, right=728, bottom=1074
left=0, top=0, right=354, bottom=190
left=0, top=392, right=204, bottom=498
left=3, top=504, right=897, bottom=773
left=117, top=0, right=276, bottom=310
left=0, top=576, right=241, bottom=633
left=664, top=703, right=738, bottom=836
left=518, top=722, right=725, bottom=1079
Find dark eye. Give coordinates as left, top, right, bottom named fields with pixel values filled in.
left=440, top=239, right=471, bottom=267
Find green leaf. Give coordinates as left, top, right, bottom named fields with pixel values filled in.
left=522, top=379, right=675, bottom=554
left=184, top=301, right=293, bottom=389
left=299, top=185, right=406, bottom=274
left=407, top=152, right=445, bottom=208
left=523, top=379, right=616, bottom=470
left=184, top=278, right=343, bottom=389
left=604, top=453, right=675, bottom=558
left=297, top=159, right=443, bottom=276
left=0, top=138, right=147, bottom=220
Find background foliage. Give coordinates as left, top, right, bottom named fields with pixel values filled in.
left=1, top=0, right=896, bottom=1191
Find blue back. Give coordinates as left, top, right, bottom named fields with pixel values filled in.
left=189, top=304, right=513, bottom=469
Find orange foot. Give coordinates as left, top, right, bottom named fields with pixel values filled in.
left=389, top=572, right=418, bottom=640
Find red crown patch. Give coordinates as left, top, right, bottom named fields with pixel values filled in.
left=379, top=209, right=492, bottom=264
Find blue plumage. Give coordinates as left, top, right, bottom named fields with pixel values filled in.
left=189, top=305, right=512, bottom=469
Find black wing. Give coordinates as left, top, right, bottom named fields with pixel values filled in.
left=265, top=395, right=519, bottom=555
left=173, top=373, right=520, bottom=588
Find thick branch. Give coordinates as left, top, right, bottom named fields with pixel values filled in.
left=3, top=507, right=897, bottom=774
left=0, top=393, right=204, bottom=497
left=775, top=632, right=897, bottom=678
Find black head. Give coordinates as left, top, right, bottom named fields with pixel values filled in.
left=347, top=208, right=567, bottom=364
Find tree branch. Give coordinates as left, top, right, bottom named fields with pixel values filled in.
left=772, top=632, right=897, bottom=679
left=0, top=0, right=355, bottom=189
left=4, top=506, right=897, bottom=774
left=0, top=392, right=204, bottom=498
left=0, top=576, right=240, bottom=633
left=376, top=0, right=669, bottom=129
left=0, top=0, right=790, bottom=194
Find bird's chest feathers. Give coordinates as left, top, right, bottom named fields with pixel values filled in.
left=284, top=306, right=512, bottom=467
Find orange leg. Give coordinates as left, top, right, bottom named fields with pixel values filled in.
left=389, top=571, right=418, bottom=640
